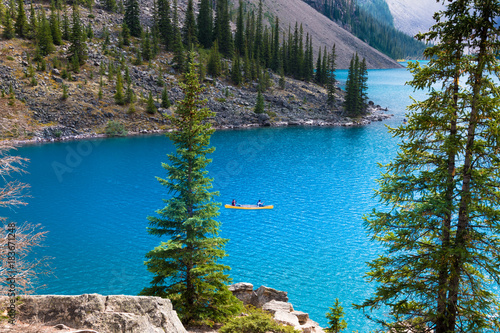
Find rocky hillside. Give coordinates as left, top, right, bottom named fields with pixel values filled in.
left=0, top=2, right=394, bottom=143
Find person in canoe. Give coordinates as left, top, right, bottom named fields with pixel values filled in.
left=257, top=200, right=263, bottom=207
left=232, top=199, right=236, bottom=206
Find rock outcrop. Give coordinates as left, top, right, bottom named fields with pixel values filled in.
left=8, top=294, right=187, bottom=333
left=229, top=283, right=324, bottom=333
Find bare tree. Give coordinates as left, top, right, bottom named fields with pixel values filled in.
left=0, top=141, right=51, bottom=298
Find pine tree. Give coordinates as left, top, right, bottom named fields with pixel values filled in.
left=196, top=0, right=212, bottom=49
left=254, top=0, right=263, bottom=60
left=231, top=52, right=241, bottom=86
left=141, top=29, right=152, bottom=62
left=104, top=0, right=117, bottom=12
left=325, top=299, right=347, bottom=333
left=315, top=48, right=322, bottom=84
left=207, top=40, right=221, bottom=77
left=161, top=86, right=171, bottom=108
left=124, top=0, right=141, bottom=37
left=0, top=2, right=5, bottom=26
left=326, top=44, right=337, bottom=105
left=3, top=12, right=15, bottom=39
left=121, top=21, right=130, bottom=46
left=146, top=91, right=156, bottom=113
left=270, top=16, right=280, bottom=72
left=62, top=8, right=69, bottom=40
left=27, top=1, right=37, bottom=39
left=234, top=0, right=244, bottom=55
left=141, top=56, right=242, bottom=325
left=37, top=9, right=54, bottom=56
left=49, top=2, right=62, bottom=45
left=182, top=0, right=196, bottom=48
left=68, top=4, right=87, bottom=66
left=114, top=70, right=125, bottom=105
left=214, top=0, right=232, bottom=58
left=356, top=57, right=368, bottom=113
left=357, top=2, right=500, bottom=332
left=14, top=0, right=28, bottom=38
left=254, top=89, right=264, bottom=114
left=157, top=0, right=172, bottom=50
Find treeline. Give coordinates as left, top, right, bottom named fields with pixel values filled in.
left=315, top=0, right=426, bottom=59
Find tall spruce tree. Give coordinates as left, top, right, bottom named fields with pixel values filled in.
left=343, top=54, right=358, bottom=116
left=124, top=0, right=141, bottom=37
left=14, top=0, right=27, bottom=37
left=356, top=1, right=500, bottom=332
left=141, top=55, right=242, bottom=325
left=3, top=12, right=14, bottom=39
left=49, top=1, right=62, bottom=45
left=28, top=1, right=37, bottom=39
left=68, top=4, right=87, bottom=66
left=326, top=44, right=336, bottom=105
left=234, top=0, right=244, bottom=55
left=171, top=0, right=185, bottom=72
left=36, top=9, right=54, bottom=56
left=214, top=0, right=232, bottom=58
left=157, top=0, right=172, bottom=50
left=182, top=0, right=196, bottom=48
left=196, top=0, right=212, bottom=49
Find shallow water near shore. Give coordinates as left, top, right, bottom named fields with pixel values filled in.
left=9, top=65, right=427, bottom=330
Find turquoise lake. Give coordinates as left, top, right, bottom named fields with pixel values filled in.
left=10, top=64, right=429, bottom=331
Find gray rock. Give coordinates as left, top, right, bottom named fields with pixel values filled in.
left=262, top=300, right=293, bottom=314
left=12, top=294, right=186, bottom=333
left=292, top=311, right=309, bottom=324
left=228, top=282, right=256, bottom=306
left=255, top=285, right=289, bottom=308
left=274, top=310, right=300, bottom=327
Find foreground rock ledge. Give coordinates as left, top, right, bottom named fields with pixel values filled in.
left=1, top=294, right=187, bottom=333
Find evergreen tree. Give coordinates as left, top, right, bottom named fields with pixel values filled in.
left=68, top=4, right=87, bottom=66
left=161, top=86, right=171, bottom=108
left=121, top=21, right=130, bottom=46
left=141, top=55, right=242, bottom=325
left=234, top=0, right=244, bottom=55
left=0, top=2, right=5, bottom=26
left=326, top=44, right=336, bottom=105
left=214, top=0, right=232, bottom=58
left=141, top=29, right=152, bottom=62
left=146, top=91, right=156, bottom=114
left=14, top=0, right=27, bottom=38
left=157, top=0, right=172, bottom=50
left=3, top=11, right=15, bottom=39
left=254, top=89, right=264, bottom=114
left=124, top=0, right=141, bottom=37
left=104, top=0, right=117, bottom=12
left=270, top=16, right=280, bottom=72
left=115, top=70, right=125, bottom=105
left=254, top=0, right=263, bottom=61
left=315, top=48, right=322, bottom=84
left=62, top=7, right=69, bottom=40
left=196, top=0, right=212, bottom=49
left=27, top=1, right=37, bottom=39
left=231, top=52, right=241, bottom=86
left=182, top=0, right=196, bottom=48
left=357, top=1, right=500, bottom=332
left=49, top=2, right=62, bottom=45
left=356, top=57, right=368, bottom=113
left=343, top=54, right=359, bottom=116
left=37, top=9, right=54, bottom=56
left=206, top=40, right=221, bottom=77
left=325, top=299, right=347, bottom=333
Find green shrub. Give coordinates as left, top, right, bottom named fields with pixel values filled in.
left=105, top=120, right=128, bottom=137
left=6, top=56, right=14, bottom=61
left=220, top=306, right=300, bottom=333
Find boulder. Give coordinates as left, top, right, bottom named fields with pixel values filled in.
left=12, top=294, right=187, bottom=333
left=292, top=311, right=309, bottom=325
left=274, top=310, right=300, bottom=327
left=255, top=285, right=288, bottom=308
left=228, top=282, right=256, bottom=306
left=262, top=300, right=293, bottom=314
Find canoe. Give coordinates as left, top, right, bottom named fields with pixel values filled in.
left=224, top=204, right=274, bottom=210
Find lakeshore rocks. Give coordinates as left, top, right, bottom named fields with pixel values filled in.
left=5, top=294, right=187, bottom=333
left=229, top=283, right=325, bottom=333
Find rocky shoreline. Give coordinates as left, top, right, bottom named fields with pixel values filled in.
left=0, top=284, right=324, bottom=333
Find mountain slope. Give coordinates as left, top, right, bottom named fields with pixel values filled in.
left=385, top=0, right=444, bottom=37
left=240, top=0, right=401, bottom=69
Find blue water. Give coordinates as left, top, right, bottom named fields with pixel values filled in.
left=8, top=65, right=428, bottom=331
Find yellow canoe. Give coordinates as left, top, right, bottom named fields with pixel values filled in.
left=224, top=204, right=274, bottom=210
